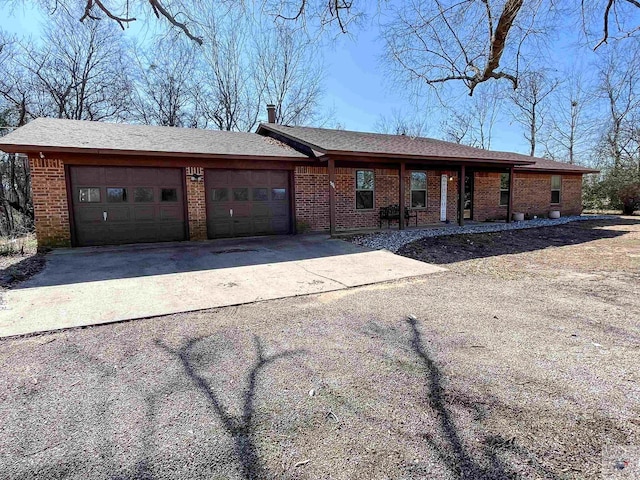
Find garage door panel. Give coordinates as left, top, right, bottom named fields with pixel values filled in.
left=251, top=204, right=272, bottom=217
left=271, top=218, right=289, bottom=232
left=269, top=204, right=289, bottom=216
left=269, top=171, right=289, bottom=183
left=159, top=206, right=183, bottom=221
left=104, top=167, right=130, bottom=184
left=156, top=168, right=182, bottom=185
left=76, top=206, right=104, bottom=222
left=253, top=218, right=271, bottom=232
left=209, top=221, right=233, bottom=237
left=206, top=171, right=227, bottom=187
left=133, top=206, right=156, bottom=221
left=251, top=171, right=270, bottom=184
left=107, top=207, right=131, bottom=222
left=232, top=204, right=252, bottom=217
left=230, top=171, right=252, bottom=186
left=129, top=169, right=156, bottom=184
left=70, top=166, right=185, bottom=247
left=205, top=169, right=291, bottom=239
left=232, top=220, right=253, bottom=235
left=72, top=166, right=102, bottom=184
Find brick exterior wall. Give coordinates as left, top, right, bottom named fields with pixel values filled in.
left=472, top=171, right=584, bottom=221
left=29, top=156, right=71, bottom=248
left=294, top=166, right=330, bottom=232
left=185, top=167, right=207, bottom=240
left=294, top=165, right=459, bottom=232
left=28, top=156, right=585, bottom=247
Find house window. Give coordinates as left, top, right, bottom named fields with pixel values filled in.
left=355, top=170, right=374, bottom=209
left=78, top=187, right=100, bottom=203
left=551, top=175, right=561, bottom=204
left=410, top=172, right=427, bottom=208
left=499, top=173, right=510, bottom=206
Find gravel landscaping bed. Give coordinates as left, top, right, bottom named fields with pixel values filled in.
left=349, top=215, right=614, bottom=252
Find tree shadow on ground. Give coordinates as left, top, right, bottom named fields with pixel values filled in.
left=405, top=316, right=560, bottom=479
left=398, top=218, right=640, bottom=265
left=156, top=336, right=304, bottom=480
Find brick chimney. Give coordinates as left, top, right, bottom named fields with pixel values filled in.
left=266, top=104, right=276, bottom=124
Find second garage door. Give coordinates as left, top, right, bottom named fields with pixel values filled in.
left=69, top=166, right=186, bottom=246
left=206, top=169, right=291, bottom=239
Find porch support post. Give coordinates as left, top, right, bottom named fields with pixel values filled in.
left=458, top=165, right=465, bottom=226
left=328, top=157, right=336, bottom=235
left=507, top=165, right=515, bottom=223
left=399, top=161, right=406, bottom=230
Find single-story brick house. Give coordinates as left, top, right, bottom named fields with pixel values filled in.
left=0, top=109, right=598, bottom=248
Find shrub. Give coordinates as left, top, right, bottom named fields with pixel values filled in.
left=618, top=183, right=640, bottom=215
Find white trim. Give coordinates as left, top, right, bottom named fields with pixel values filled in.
left=440, top=174, right=448, bottom=221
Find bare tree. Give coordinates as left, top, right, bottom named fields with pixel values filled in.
left=544, top=72, right=595, bottom=164
left=197, top=4, right=326, bottom=131
left=255, top=24, right=324, bottom=126
left=442, top=87, right=502, bottom=149
left=131, top=39, right=206, bottom=127
left=374, top=109, right=430, bottom=137
left=3, top=13, right=132, bottom=121
left=508, top=70, right=559, bottom=156
left=199, top=8, right=261, bottom=131
left=594, top=44, right=640, bottom=173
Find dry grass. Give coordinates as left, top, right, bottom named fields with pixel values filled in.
left=0, top=233, right=44, bottom=288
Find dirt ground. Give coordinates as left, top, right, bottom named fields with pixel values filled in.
left=0, top=217, right=639, bottom=479
left=398, top=217, right=640, bottom=278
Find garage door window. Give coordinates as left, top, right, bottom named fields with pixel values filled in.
left=253, top=188, right=269, bottom=201
left=272, top=188, right=286, bottom=200
left=134, top=187, right=154, bottom=202
left=161, top=188, right=178, bottom=202
left=78, top=187, right=100, bottom=203
left=211, top=188, right=228, bottom=202
left=107, top=188, right=127, bottom=202
left=233, top=188, right=249, bottom=201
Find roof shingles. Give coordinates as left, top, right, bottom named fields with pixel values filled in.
left=258, top=123, right=598, bottom=173
left=0, top=118, right=306, bottom=158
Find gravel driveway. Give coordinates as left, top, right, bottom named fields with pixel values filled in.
left=0, top=216, right=638, bottom=479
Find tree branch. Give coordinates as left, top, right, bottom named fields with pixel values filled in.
left=80, top=0, right=137, bottom=30
left=593, top=0, right=640, bottom=50
left=148, top=0, right=203, bottom=45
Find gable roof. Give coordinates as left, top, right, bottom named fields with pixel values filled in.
left=257, top=123, right=599, bottom=173
left=0, top=118, right=306, bottom=159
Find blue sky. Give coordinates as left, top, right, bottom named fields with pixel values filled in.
left=0, top=3, right=610, bottom=156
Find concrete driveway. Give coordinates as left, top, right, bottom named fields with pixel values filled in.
left=0, top=235, right=444, bottom=338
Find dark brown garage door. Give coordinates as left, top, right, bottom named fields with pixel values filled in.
left=205, top=169, right=291, bottom=239
left=69, top=166, right=186, bottom=246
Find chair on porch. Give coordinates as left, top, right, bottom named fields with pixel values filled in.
left=379, top=204, right=418, bottom=229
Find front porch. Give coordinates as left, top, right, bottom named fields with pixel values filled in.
left=319, top=157, right=522, bottom=235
